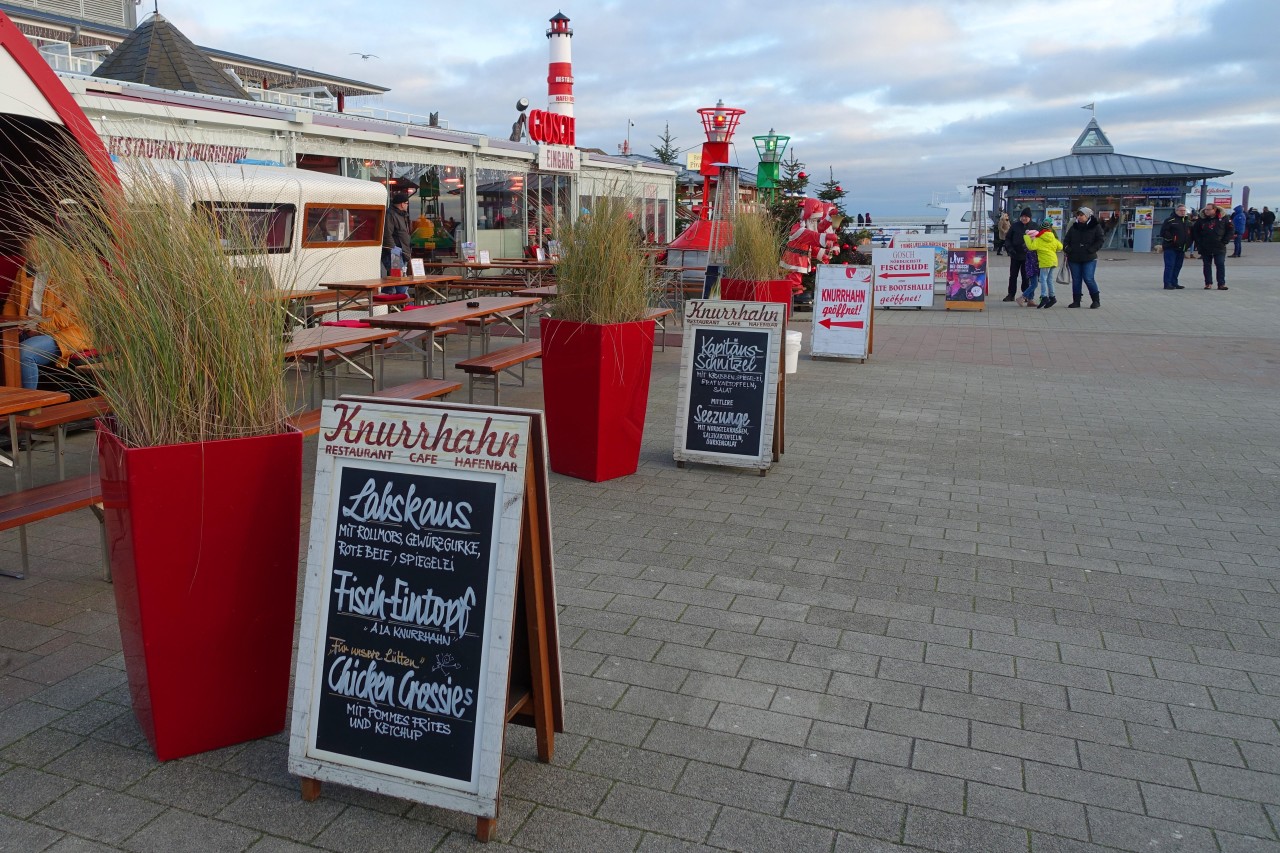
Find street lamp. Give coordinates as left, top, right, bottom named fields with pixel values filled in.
left=752, top=128, right=790, bottom=204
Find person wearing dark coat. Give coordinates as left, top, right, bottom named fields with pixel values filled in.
left=1159, top=204, right=1192, bottom=289
left=1003, top=208, right=1034, bottom=301
left=1063, top=207, right=1103, bottom=308
left=1229, top=205, right=1245, bottom=257
left=381, top=191, right=414, bottom=294
left=1191, top=204, right=1233, bottom=289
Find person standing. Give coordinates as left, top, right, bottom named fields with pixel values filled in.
left=995, top=212, right=1010, bottom=255
left=1023, top=218, right=1062, bottom=308
left=1246, top=207, right=1260, bottom=242
left=1262, top=206, right=1276, bottom=243
left=1003, top=208, right=1034, bottom=302
left=1229, top=205, right=1245, bottom=257
left=1063, top=207, right=1103, bottom=308
left=1159, top=204, right=1192, bottom=290
left=381, top=191, right=413, bottom=294
left=1191, top=204, right=1232, bottom=290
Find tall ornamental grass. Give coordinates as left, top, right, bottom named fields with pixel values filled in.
left=19, top=153, right=289, bottom=447
left=553, top=196, right=654, bottom=325
left=723, top=207, right=784, bottom=281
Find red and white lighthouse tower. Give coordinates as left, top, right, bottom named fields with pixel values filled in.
left=546, top=12, right=573, bottom=119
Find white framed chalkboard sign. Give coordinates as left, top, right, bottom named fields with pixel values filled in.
left=674, top=299, right=785, bottom=472
left=289, top=399, right=532, bottom=820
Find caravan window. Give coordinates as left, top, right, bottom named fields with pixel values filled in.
left=197, top=202, right=295, bottom=254
left=302, top=204, right=383, bottom=248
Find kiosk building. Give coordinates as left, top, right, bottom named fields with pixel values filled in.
left=978, top=118, right=1231, bottom=251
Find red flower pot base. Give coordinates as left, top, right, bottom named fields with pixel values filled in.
left=720, top=278, right=794, bottom=322
left=99, top=426, right=303, bottom=760
left=540, top=317, right=655, bottom=482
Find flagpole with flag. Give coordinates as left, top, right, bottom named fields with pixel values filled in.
left=1082, top=103, right=1096, bottom=117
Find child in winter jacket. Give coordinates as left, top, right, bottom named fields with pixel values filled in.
left=1021, top=220, right=1063, bottom=308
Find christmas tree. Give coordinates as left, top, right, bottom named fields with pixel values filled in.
left=651, top=124, right=679, bottom=164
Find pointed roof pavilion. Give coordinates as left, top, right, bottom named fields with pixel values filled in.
left=91, top=12, right=253, bottom=101
left=978, top=118, right=1230, bottom=184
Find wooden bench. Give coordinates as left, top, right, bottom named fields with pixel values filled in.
left=13, top=396, right=110, bottom=481
left=0, top=473, right=106, bottom=581
left=645, top=306, right=674, bottom=352
left=287, top=377, right=462, bottom=437
left=454, top=340, right=542, bottom=404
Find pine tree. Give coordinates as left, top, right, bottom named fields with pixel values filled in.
left=652, top=124, right=679, bottom=164
left=768, top=152, right=808, bottom=235
left=816, top=167, right=848, bottom=220
left=814, top=166, right=865, bottom=265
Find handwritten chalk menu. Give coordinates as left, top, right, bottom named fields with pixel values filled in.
left=812, top=265, right=873, bottom=360
left=674, top=300, right=784, bottom=471
left=872, top=247, right=935, bottom=308
left=290, top=400, right=531, bottom=819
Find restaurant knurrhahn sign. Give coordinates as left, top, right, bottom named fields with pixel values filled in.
left=289, top=400, right=531, bottom=818
left=674, top=299, right=784, bottom=471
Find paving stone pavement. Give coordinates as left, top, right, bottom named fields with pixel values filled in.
left=1, top=244, right=1278, bottom=852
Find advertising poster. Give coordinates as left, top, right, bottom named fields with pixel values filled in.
left=291, top=400, right=531, bottom=818
left=944, top=249, right=988, bottom=311
left=811, top=265, right=873, bottom=360
left=887, top=237, right=956, bottom=285
left=1047, top=208, right=1064, bottom=232
left=872, top=247, right=935, bottom=308
left=1133, top=206, right=1154, bottom=252
left=674, top=300, right=784, bottom=472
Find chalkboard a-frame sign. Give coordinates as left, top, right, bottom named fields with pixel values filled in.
left=673, top=299, right=785, bottom=472
left=289, top=398, right=557, bottom=838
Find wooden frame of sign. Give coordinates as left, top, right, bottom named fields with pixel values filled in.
left=674, top=299, right=786, bottom=474
left=811, top=265, right=875, bottom=362
left=289, top=398, right=562, bottom=842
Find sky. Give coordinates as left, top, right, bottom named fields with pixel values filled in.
left=152, top=0, right=1279, bottom=217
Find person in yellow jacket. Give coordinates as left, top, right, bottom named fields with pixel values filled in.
left=1020, top=219, right=1063, bottom=309
left=3, top=251, right=93, bottom=389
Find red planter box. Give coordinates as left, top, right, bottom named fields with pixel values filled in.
left=99, top=425, right=303, bottom=760
left=720, top=278, right=794, bottom=322
left=540, top=317, right=655, bottom=482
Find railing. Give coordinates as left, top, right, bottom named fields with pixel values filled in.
left=342, top=105, right=449, bottom=130
left=30, top=37, right=100, bottom=75
left=24, top=34, right=449, bottom=129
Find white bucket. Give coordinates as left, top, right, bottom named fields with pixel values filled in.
left=785, top=330, right=802, bottom=374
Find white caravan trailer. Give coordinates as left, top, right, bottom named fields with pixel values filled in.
left=117, top=161, right=387, bottom=292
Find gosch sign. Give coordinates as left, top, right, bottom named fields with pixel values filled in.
left=529, top=110, right=575, bottom=147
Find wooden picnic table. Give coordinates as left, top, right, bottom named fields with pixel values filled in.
left=513, top=285, right=558, bottom=299
left=418, top=260, right=556, bottom=287
left=408, top=274, right=465, bottom=303
left=0, top=387, right=71, bottom=486
left=365, top=296, right=541, bottom=380
left=317, top=277, right=414, bottom=315
left=284, top=325, right=397, bottom=408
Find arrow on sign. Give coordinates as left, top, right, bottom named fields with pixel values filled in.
left=819, top=318, right=865, bottom=330
left=878, top=271, right=931, bottom=278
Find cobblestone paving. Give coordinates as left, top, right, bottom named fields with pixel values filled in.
left=1, top=246, right=1278, bottom=851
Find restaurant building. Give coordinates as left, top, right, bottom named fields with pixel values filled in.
left=978, top=119, right=1231, bottom=251
left=0, top=4, right=678, bottom=258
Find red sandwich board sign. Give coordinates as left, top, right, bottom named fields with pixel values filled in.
left=811, top=264, right=873, bottom=361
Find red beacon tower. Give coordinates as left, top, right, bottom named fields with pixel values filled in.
left=669, top=99, right=745, bottom=257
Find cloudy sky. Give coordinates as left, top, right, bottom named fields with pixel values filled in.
left=156, top=0, right=1278, bottom=216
